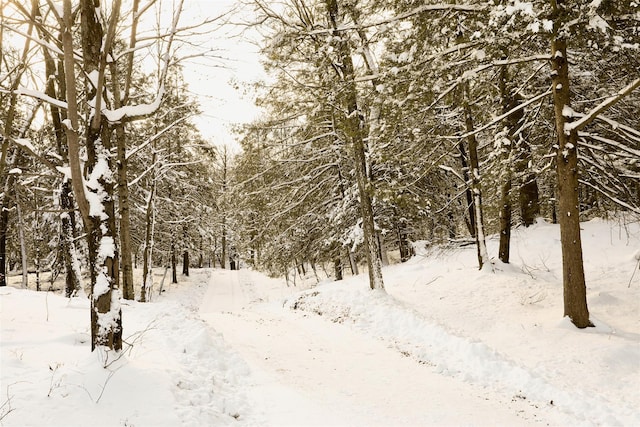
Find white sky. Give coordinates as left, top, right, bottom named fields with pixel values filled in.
left=169, top=0, right=264, bottom=148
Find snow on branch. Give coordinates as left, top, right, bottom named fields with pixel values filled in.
left=101, top=88, right=164, bottom=123
left=578, top=179, right=640, bottom=214
left=14, top=88, right=68, bottom=110
left=126, top=116, right=190, bottom=160
left=579, top=132, right=640, bottom=158
left=9, top=136, right=60, bottom=174
left=565, top=79, right=640, bottom=133
left=438, top=165, right=465, bottom=183
left=101, top=0, right=184, bottom=124
left=457, top=89, right=553, bottom=139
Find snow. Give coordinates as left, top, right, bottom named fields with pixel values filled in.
left=588, top=15, right=610, bottom=33
left=87, top=70, right=100, bottom=90
left=102, top=87, right=165, bottom=123
left=85, top=154, right=112, bottom=221
left=1, top=218, right=639, bottom=426
left=505, top=1, right=535, bottom=17
left=15, top=88, right=67, bottom=110
left=13, top=138, right=36, bottom=153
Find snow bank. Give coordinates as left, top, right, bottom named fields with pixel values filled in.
left=284, top=218, right=640, bottom=426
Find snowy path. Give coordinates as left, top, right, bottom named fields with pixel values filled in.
left=198, top=269, right=557, bottom=426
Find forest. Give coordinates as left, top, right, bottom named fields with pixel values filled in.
left=1, top=1, right=639, bottom=425
left=1, top=0, right=639, bottom=351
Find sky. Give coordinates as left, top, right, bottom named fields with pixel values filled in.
left=171, top=0, right=264, bottom=148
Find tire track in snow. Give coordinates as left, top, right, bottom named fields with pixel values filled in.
left=155, top=270, right=251, bottom=425
left=200, top=269, right=563, bottom=426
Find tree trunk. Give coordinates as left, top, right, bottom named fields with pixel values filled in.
left=60, top=181, right=83, bottom=297
left=326, top=0, right=384, bottom=290
left=35, top=245, right=41, bottom=292
left=458, top=141, right=476, bottom=238
left=334, top=256, right=343, bottom=281
left=63, top=0, right=122, bottom=351
left=221, top=218, right=227, bottom=269
left=171, top=237, right=178, bottom=283
left=116, top=125, right=135, bottom=300
left=0, top=176, right=11, bottom=288
left=348, top=250, right=358, bottom=275
left=0, top=150, right=23, bottom=287
left=498, top=164, right=513, bottom=264
left=550, top=20, right=592, bottom=328
left=108, top=0, right=142, bottom=301
left=497, top=64, right=520, bottom=264
left=140, top=169, right=156, bottom=303
left=16, top=193, right=28, bottom=288
left=38, top=20, right=83, bottom=298
left=183, top=249, right=189, bottom=276
left=463, top=85, right=490, bottom=270
left=397, top=221, right=413, bottom=262
left=519, top=173, right=540, bottom=226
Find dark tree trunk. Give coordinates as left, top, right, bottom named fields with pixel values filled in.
left=183, top=250, right=189, bottom=276
left=0, top=189, right=9, bottom=288
left=140, top=167, right=155, bottom=303
left=550, top=12, right=592, bottom=328
left=171, top=238, right=178, bottom=283
left=497, top=64, right=522, bottom=264
left=75, top=0, right=122, bottom=351
left=60, top=181, right=82, bottom=297
left=397, top=221, right=413, bottom=262
left=463, top=84, right=490, bottom=270
left=334, top=256, right=343, bottom=281
left=457, top=141, right=476, bottom=238
left=498, top=177, right=512, bottom=263
left=116, top=125, right=135, bottom=300
left=182, top=224, right=189, bottom=276
left=519, top=173, right=540, bottom=226
left=221, top=218, right=227, bottom=269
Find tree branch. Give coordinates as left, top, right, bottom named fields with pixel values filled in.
left=565, top=78, right=640, bottom=133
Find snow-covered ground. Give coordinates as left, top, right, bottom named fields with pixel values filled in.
left=1, top=217, right=639, bottom=426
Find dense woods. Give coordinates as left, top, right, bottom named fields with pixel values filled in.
left=0, top=0, right=638, bottom=355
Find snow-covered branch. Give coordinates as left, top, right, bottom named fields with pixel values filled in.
left=579, top=132, right=640, bottom=158
left=457, top=89, right=553, bottom=139
left=578, top=179, right=640, bottom=214
left=100, top=0, right=184, bottom=124
left=10, top=137, right=60, bottom=174
left=8, top=88, right=67, bottom=110
left=126, top=116, right=190, bottom=160
left=565, top=79, right=640, bottom=133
